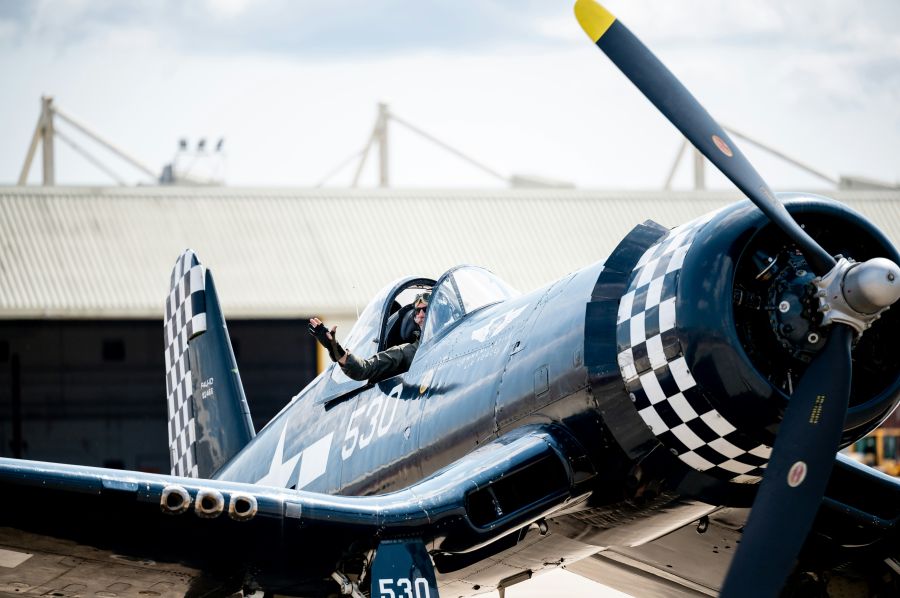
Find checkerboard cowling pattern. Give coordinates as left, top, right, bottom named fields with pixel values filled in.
left=616, top=216, right=772, bottom=484
left=164, top=249, right=208, bottom=478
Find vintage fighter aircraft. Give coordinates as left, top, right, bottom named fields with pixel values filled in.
left=2, top=2, right=899, bottom=597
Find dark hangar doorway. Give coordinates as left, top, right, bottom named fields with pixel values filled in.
left=0, top=319, right=317, bottom=473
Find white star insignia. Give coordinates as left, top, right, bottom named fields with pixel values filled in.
left=256, top=422, right=301, bottom=488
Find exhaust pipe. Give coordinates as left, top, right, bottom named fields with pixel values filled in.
left=194, top=489, right=225, bottom=518
left=228, top=493, right=258, bottom=521
left=160, top=485, right=191, bottom=515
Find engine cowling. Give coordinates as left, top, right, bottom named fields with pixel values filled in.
left=613, top=194, right=900, bottom=486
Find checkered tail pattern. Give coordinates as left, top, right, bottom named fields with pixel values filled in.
left=164, top=249, right=208, bottom=478
left=616, top=215, right=773, bottom=484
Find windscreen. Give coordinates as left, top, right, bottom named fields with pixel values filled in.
left=422, top=266, right=519, bottom=342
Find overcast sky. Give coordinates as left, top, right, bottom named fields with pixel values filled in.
left=1, top=0, right=898, bottom=192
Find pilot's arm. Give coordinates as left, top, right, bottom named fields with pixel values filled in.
left=308, top=317, right=417, bottom=382
left=340, top=342, right=418, bottom=382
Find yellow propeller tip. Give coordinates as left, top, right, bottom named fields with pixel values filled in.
left=574, top=0, right=616, bottom=43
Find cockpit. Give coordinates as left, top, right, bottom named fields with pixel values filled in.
left=338, top=280, right=430, bottom=360
left=328, top=266, right=519, bottom=386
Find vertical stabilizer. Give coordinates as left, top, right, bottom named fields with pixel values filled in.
left=164, top=250, right=255, bottom=478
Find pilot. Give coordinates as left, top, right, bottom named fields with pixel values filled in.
left=308, top=293, right=429, bottom=382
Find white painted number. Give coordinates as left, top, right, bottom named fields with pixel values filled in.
left=378, top=579, right=395, bottom=598
left=378, top=384, right=401, bottom=436
left=342, top=383, right=403, bottom=460
left=341, top=405, right=366, bottom=460
left=377, top=578, right=430, bottom=598
left=357, top=395, right=383, bottom=449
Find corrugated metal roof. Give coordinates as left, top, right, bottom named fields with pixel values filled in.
left=1, top=186, right=898, bottom=319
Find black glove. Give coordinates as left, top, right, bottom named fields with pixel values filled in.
left=308, top=322, right=346, bottom=362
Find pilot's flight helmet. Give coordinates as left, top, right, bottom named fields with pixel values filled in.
left=414, top=292, right=431, bottom=308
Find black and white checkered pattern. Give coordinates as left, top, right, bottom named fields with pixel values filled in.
left=616, top=215, right=772, bottom=484
left=164, top=249, right=207, bottom=478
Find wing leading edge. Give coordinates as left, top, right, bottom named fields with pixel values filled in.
left=0, top=424, right=590, bottom=597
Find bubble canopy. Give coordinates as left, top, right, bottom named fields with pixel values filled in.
left=421, top=265, right=520, bottom=343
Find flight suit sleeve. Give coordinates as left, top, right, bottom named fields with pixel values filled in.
left=341, top=342, right=416, bottom=382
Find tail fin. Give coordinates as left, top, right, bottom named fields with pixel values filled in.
left=164, top=249, right=255, bottom=478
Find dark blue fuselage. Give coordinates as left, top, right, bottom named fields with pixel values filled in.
left=214, top=261, right=605, bottom=497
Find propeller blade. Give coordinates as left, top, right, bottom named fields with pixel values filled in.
left=573, top=0, right=835, bottom=276
left=720, top=324, right=853, bottom=597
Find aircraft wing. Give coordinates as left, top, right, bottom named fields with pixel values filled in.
left=563, top=453, right=900, bottom=597
left=0, top=424, right=589, bottom=597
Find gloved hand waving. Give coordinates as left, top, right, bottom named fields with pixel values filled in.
left=308, top=318, right=346, bottom=362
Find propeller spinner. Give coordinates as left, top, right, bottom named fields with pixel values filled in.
left=573, top=1, right=900, bottom=595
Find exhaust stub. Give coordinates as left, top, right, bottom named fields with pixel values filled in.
left=228, top=493, right=258, bottom=521
left=194, top=488, right=225, bottom=518
left=160, top=485, right=191, bottom=515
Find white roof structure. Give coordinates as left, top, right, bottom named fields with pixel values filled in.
left=1, top=186, right=898, bottom=319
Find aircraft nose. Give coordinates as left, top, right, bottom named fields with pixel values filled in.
left=843, top=257, right=900, bottom=314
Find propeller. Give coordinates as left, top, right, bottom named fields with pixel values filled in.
left=573, top=0, right=835, bottom=277
left=573, top=1, right=900, bottom=595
